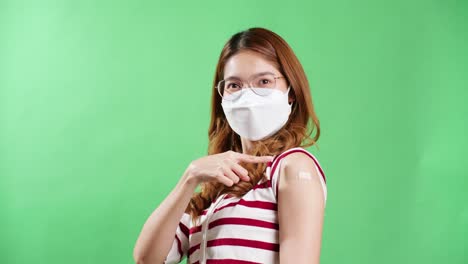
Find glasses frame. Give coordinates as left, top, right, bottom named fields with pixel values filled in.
left=215, top=74, right=287, bottom=100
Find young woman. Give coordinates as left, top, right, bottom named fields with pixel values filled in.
left=133, top=27, right=327, bottom=264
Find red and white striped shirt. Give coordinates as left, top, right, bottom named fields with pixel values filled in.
left=164, top=147, right=327, bottom=264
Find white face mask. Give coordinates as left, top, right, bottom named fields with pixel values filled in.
left=221, top=86, right=292, bottom=141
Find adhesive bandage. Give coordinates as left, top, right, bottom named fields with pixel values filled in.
left=296, top=171, right=313, bottom=181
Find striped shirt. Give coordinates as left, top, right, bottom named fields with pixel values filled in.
left=164, top=147, right=327, bottom=264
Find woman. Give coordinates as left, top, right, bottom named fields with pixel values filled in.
left=133, top=27, right=327, bottom=264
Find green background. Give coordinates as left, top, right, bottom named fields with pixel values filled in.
left=1, top=0, right=467, bottom=263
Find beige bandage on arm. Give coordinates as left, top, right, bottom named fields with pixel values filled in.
left=295, top=171, right=314, bottom=181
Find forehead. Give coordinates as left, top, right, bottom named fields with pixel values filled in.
left=223, top=50, right=280, bottom=80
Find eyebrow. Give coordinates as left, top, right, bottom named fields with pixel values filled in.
left=224, top=71, right=276, bottom=80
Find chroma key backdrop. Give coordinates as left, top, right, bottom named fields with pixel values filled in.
left=1, top=0, right=467, bottom=264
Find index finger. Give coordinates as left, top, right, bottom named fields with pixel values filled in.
left=237, top=153, right=274, bottom=163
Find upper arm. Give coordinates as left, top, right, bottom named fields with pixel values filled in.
left=277, top=152, right=326, bottom=264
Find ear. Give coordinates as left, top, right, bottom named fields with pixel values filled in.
left=287, top=88, right=295, bottom=105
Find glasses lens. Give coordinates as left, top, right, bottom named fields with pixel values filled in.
left=251, top=74, right=276, bottom=96
left=219, top=79, right=243, bottom=100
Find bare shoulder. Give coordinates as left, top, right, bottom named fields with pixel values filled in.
left=280, top=150, right=321, bottom=180
left=278, top=150, right=324, bottom=199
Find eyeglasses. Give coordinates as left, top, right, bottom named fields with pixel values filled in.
left=216, top=73, right=286, bottom=101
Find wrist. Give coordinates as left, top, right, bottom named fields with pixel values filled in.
left=181, top=164, right=199, bottom=190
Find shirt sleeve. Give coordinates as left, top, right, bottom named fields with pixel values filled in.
left=163, top=212, right=191, bottom=264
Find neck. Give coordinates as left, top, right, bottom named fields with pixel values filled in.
left=240, top=137, right=253, bottom=154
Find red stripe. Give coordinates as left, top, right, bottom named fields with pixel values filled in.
left=192, top=200, right=277, bottom=235
left=188, top=243, right=200, bottom=258
left=175, top=234, right=183, bottom=262
left=252, top=180, right=270, bottom=189
left=214, top=199, right=277, bottom=213
left=270, top=155, right=280, bottom=166
left=179, top=222, right=189, bottom=238
left=207, top=238, right=279, bottom=252
left=208, top=217, right=279, bottom=230
left=190, top=225, right=202, bottom=235
left=207, top=259, right=262, bottom=264
left=202, top=197, right=276, bottom=216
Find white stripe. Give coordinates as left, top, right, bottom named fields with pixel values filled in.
left=209, top=200, right=277, bottom=224
left=206, top=222, right=278, bottom=243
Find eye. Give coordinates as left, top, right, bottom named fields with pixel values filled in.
left=260, top=79, right=271, bottom=85
left=227, top=83, right=240, bottom=89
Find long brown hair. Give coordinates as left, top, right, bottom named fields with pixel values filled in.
left=186, top=27, right=321, bottom=225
